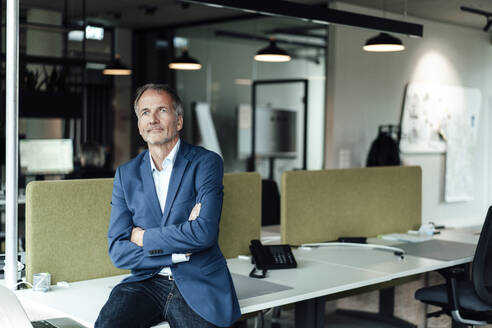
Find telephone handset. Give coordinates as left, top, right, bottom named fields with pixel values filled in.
left=249, top=239, right=297, bottom=278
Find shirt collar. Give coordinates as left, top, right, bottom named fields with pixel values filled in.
left=149, top=139, right=181, bottom=172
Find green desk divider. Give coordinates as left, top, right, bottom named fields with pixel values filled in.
left=25, top=172, right=261, bottom=285
left=25, top=178, right=127, bottom=285
left=219, top=172, right=262, bottom=259
left=281, top=166, right=422, bottom=245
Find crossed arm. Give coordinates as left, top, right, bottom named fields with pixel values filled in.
left=107, top=152, right=223, bottom=270
left=130, top=203, right=201, bottom=249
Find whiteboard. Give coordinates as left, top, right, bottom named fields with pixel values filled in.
left=400, top=82, right=481, bottom=202
left=193, top=102, right=222, bottom=157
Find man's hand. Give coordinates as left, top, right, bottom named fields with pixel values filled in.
left=188, top=203, right=201, bottom=221
left=184, top=203, right=201, bottom=257
left=131, top=226, right=145, bottom=247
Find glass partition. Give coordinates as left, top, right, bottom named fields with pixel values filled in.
left=175, top=16, right=326, bottom=182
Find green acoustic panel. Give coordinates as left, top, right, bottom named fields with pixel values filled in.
left=219, top=172, right=262, bottom=259
left=25, top=179, right=128, bottom=285
left=25, top=173, right=262, bottom=284
left=281, top=166, right=422, bottom=245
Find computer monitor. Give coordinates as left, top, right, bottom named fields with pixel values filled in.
left=19, top=139, right=74, bottom=175
left=237, top=104, right=297, bottom=160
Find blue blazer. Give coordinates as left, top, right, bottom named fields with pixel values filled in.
left=107, top=141, right=241, bottom=327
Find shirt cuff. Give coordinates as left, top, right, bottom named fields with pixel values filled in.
left=172, top=253, right=190, bottom=263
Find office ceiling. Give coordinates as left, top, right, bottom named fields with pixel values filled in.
left=13, top=0, right=492, bottom=32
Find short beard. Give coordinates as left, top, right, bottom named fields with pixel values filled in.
left=144, top=116, right=179, bottom=145
left=146, top=132, right=178, bottom=145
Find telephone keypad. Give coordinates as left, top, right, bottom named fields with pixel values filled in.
left=269, top=245, right=295, bottom=266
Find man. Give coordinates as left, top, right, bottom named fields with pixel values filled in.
left=95, top=84, right=241, bottom=328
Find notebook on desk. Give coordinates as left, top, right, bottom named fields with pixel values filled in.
left=380, top=233, right=433, bottom=243
left=397, top=239, right=476, bottom=261
left=0, top=284, right=86, bottom=328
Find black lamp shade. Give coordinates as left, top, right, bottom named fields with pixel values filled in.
left=103, top=55, right=132, bottom=75
left=169, top=49, right=202, bottom=70
left=363, top=33, right=405, bottom=52
left=254, top=40, right=291, bottom=62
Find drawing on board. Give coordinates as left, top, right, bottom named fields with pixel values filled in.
left=444, top=88, right=481, bottom=202
left=400, top=82, right=481, bottom=202
left=400, top=83, right=450, bottom=153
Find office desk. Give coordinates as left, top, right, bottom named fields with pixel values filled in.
left=434, top=226, right=481, bottom=244
left=15, top=231, right=478, bottom=328
left=292, top=240, right=475, bottom=327
left=16, top=258, right=389, bottom=327
left=293, top=246, right=469, bottom=279
left=16, top=257, right=390, bottom=328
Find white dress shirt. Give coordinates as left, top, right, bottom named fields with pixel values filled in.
left=149, top=139, right=189, bottom=276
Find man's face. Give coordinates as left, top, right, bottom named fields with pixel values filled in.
left=136, top=90, right=183, bottom=146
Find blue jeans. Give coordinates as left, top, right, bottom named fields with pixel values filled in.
left=95, top=275, right=216, bottom=328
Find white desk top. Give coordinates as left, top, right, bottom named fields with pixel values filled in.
left=434, top=227, right=481, bottom=245
left=293, top=245, right=470, bottom=280
left=260, top=224, right=281, bottom=245
left=17, top=275, right=132, bottom=328
left=229, top=257, right=389, bottom=314
left=14, top=227, right=479, bottom=328
left=16, top=257, right=390, bottom=328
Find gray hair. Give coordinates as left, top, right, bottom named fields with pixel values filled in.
left=133, top=83, right=184, bottom=117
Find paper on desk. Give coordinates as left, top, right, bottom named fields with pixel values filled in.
left=381, top=233, right=433, bottom=243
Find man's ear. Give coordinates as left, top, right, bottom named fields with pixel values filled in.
left=137, top=118, right=144, bottom=137
left=177, top=115, right=183, bottom=132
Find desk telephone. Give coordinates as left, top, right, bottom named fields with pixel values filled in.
left=249, top=239, right=297, bottom=278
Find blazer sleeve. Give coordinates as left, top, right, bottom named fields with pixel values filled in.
left=142, top=152, right=223, bottom=255
left=107, top=167, right=172, bottom=269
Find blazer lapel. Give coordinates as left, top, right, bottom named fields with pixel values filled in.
left=162, top=142, right=191, bottom=226
left=140, top=151, right=163, bottom=227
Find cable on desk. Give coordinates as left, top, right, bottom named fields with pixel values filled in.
left=300, top=242, right=406, bottom=259
left=15, top=280, right=33, bottom=289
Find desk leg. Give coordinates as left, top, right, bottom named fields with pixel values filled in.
left=336, top=287, right=416, bottom=328
left=295, top=297, right=325, bottom=328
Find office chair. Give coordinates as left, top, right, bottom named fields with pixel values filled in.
left=261, top=179, right=280, bottom=226
left=415, top=206, right=492, bottom=326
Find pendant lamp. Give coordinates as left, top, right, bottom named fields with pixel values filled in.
left=254, top=40, right=291, bottom=62
left=169, top=48, right=202, bottom=70
left=103, top=54, right=132, bottom=75
left=363, top=32, right=405, bottom=52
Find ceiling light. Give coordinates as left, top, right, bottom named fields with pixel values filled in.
left=169, top=49, right=202, bottom=70
left=85, top=25, right=104, bottom=41
left=234, top=78, right=253, bottom=85
left=363, top=33, right=405, bottom=52
left=102, top=54, right=132, bottom=75
left=173, top=36, right=188, bottom=49
left=254, top=40, right=291, bottom=62
left=68, top=30, right=84, bottom=42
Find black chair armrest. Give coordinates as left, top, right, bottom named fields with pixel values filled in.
left=446, top=275, right=460, bottom=311
left=444, top=267, right=464, bottom=311
left=438, top=266, right=465, bottom=280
